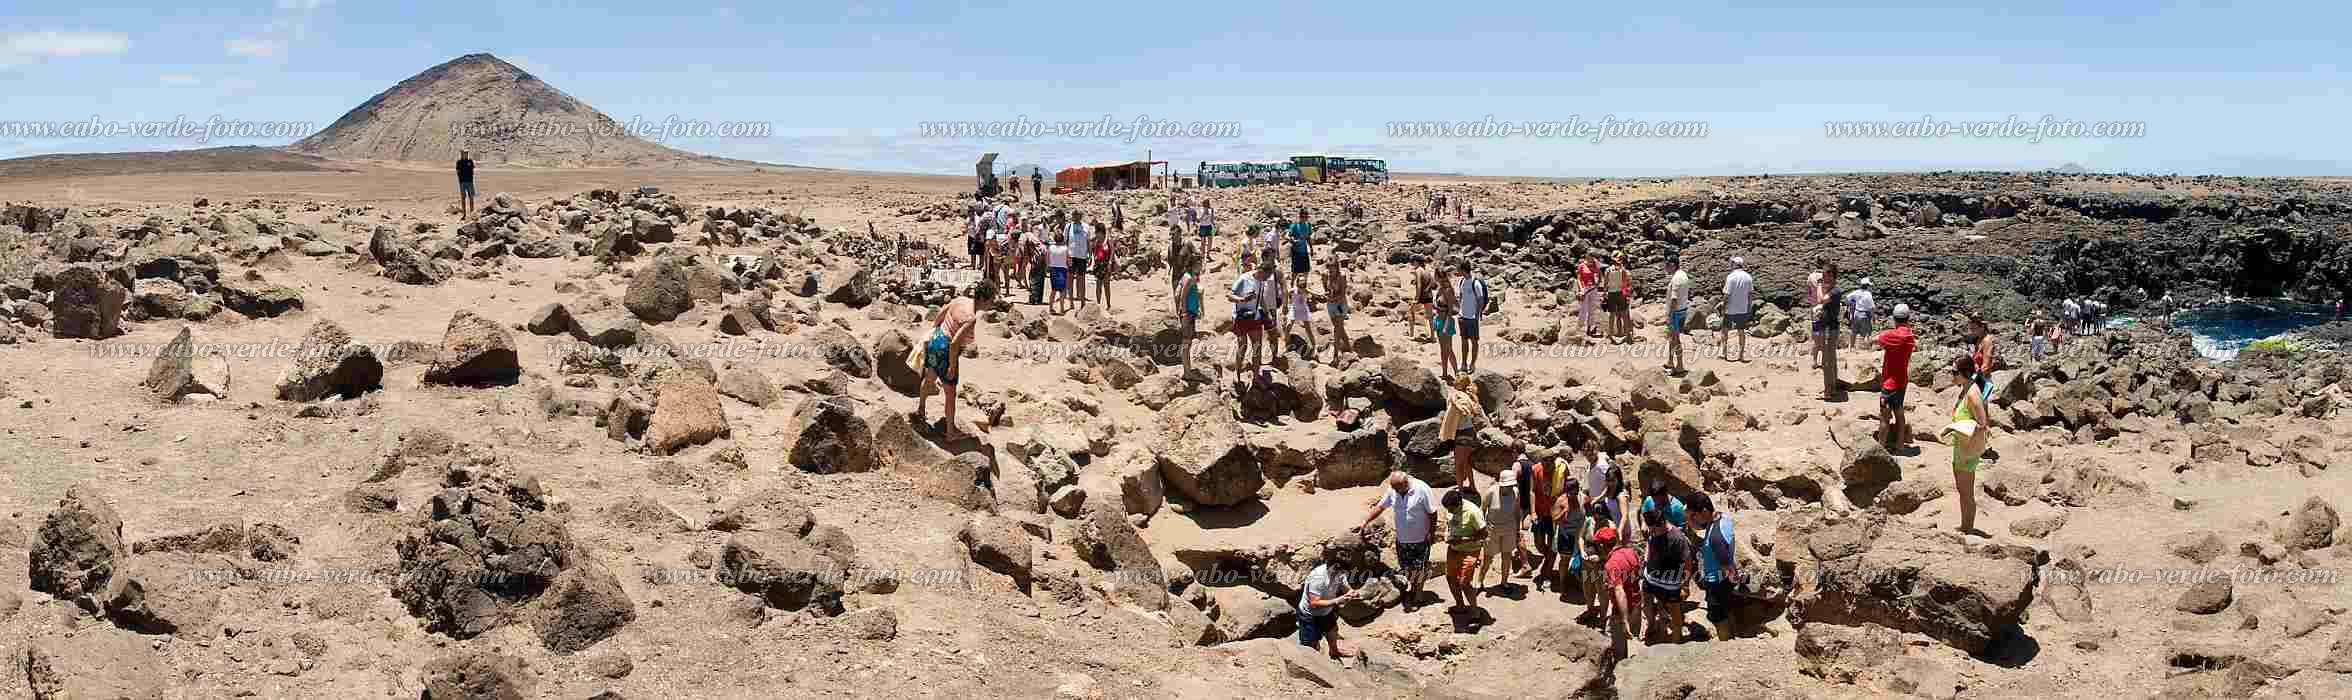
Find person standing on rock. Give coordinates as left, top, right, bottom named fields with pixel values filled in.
left=1091, top=216, right=1116, bottom=308
left=1047, top=231, right=1072, bottom=314
left=1066, top=213, right=1092, bottom=306
left=1524, top=451, right=1563, bottom=587
left=1969, top=312, right=1996, bottom=398
left=1576, top=251, right=1601, bottom=337
left=1477, top=468, right=1525, bottom=594
left=1456, top=261, right=1489, bottom=374
left=1433, top=260, right=1462, bottom=375
left=1552, top=478, right=1587, bottom=598
left=1722, top=257, right=1754, bottom=362
left=1230, top=254, right=1272, bottom=373
left=455, top=150, right=477, bottom=221
left=1411, top=256, right=1436, bottom=342
left=1440, top=488, right=1490, bottom=612
left=1598, top=526, right=1641, bottom=654
left=1875, top=304, right=1918, bottom=450
left=1322, top=253, right=1353, bottom=360
left=1816, top=263, right=1843, bottom=399
left=968, top=206, right=990, bottom=272
left=1807, top=264, right=1828, bottom=369
left=1846, top=278, right=1875, bottom=351
left=1439, top=373, right=1488, bottom=492
left=1286, top=272, right=1317, bottom=359
left=915, top=281, right=994, bottom=434
left=1944, top=354, right=1995, bottom=538
left=1174, top=250, right=1204, bottom=377
left=1297, top=558, right=1357, bottom=659
left=1197, top=200, right=1218, bottom=266
left=1639, top=478, right=1686, bottom=529
left=1359, top=471, right=1441, bottom=612
left=1687, top=493, right=1737, bottom=642
left=1289, top=206, right=1314, bottom=278
left=1665, top=254, right=1692, bottom=375
left=1609, top=251, right=1635, bottom=342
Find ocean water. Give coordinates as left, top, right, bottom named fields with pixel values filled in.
left=2166, top=300, right=2337, bottom=361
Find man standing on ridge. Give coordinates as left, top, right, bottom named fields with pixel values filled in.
left=1722, top=257, right=1754, bottom=362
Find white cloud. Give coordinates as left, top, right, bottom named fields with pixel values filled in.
left=159, top=73, right=201, bottom=86
left=226, top=38, right=285, bottom=57
left=0, top=31, right=132, bottom=67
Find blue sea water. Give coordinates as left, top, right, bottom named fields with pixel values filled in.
left=2164, top=300, right=2337, bottom=361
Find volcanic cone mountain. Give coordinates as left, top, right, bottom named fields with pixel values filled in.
left=290, top=53, right=724, bottom=167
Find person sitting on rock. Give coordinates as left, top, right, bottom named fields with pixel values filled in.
left=915, top=281, right=994, bottom=435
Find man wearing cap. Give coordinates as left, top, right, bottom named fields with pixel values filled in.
left=1665, top=254, right=1692, bottom=374
left=1722, top=257, right=1754, bottom=362
left=1358, top=471, right=1440, bottom=611
left=1874, top=304, right=1919, bottom=449
left=1846, top=278, right=1876, bottom=350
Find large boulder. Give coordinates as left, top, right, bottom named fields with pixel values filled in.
left=643, top=369, right=730, bottom=455
left=719, top=531, right=848, bottom=615
left=1151, top=395, right=1265, bottom=506
left=142, top=326, right=230, bottom=401
left=370, top=225, right=444, bottom=285
left=1778, top=511, right=2037, bottom=655
left=707, top=489, right=816, bottom=536
left=874, top=329, right=922, bottom=396
left=827, top=267, right=877, bottom=307
left=20, top=629, right=168, bottom=700
left=623, top=256, right=693, bottom=322
left=1840, top=440, right=1902, bottom=505
left=48, top=264, right=125, bottom=339
left=419, top=650, right=535, bottom=700
left=810, top=325, right=874, bottom=378
left=958, top=514, right=1033, bottom=591
left=275, top=319, right=383, bottom=401
left=217, top=279, right=303, bottom=318
left=1070, top=499, right=1167, bottom=610
left=787, top=397, right=880, bottom=474
left=527, top=303, right=574, bottom=335
left=570, top=311, right=642, bottom=349
left=1252, top=422, right=1396, bottom=489
left=28, top=484, right=128, bottom=612
left=2277, top=497, right=2340, bottom=551
left=1433, top=621, right=1617, bottom=698
left=392, top=468, right=636, bottom=652
left=100, top=551, right=234, bottom=637
left=421, top=310, right=521, bottom=386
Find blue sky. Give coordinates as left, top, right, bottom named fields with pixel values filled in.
left=4, top=0, right=2349, bottom=176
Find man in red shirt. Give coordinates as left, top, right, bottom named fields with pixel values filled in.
left=1599, top=526, right=1643, bottom=656
left=1874, top=304, right=1918, bottom=449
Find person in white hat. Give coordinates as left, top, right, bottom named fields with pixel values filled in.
left=1479, top=464, right=1526, bottom=593
left=1845, top=277, right=1875, bottom=350
left=1721, top=257, right=1754, bottom=361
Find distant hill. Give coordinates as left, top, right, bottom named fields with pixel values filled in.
left=2052, top=162, right=2092, bottom=174
left=0, top=146, right=353, bottom=181
left=290, top=53, right=737, bottom=167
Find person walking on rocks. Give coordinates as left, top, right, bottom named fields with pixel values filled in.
left=1440, top=488, right=1489, bottom=612
left=1440, top=373, right=1488, bottom=492
left=1639, top=508, right=1695, bottom=644
left=1969, top=312, right=1996, bottom=398
left=1874, top=304, right=1918, bottom=449
left=1943, top=355, right=1995, bottom=538
left=1197, top=200, right=1218, bottom=266
left=1286, top=272, right=1317, bottom=359
left=915, top=281, right=994, bottom=434
left=1322, top=253, right=1353, bottom=360
left=1359, top=472, right=1441, bottom=612
left=1091, top=216, right=1116, bottom=308
left=1807, top=264, right=1828, bottom=369
left=1608, top=251, right=1634, bottom=342
left=1411, top=256, right=1437, bottom=342
left=1173, top=249, right=1204, bottom=377
left=1456, top=261, right=1489, bottom=374
left=1687, top=493, right=1737, bottom=641
left=1576, top=251, right=1602, bottom=337
left=1526, top=451, right=1567, bottom=590
left=1598, top=526, right=1640, bottom=654
left=1433, top=260, right=1462, bottom=376
left=1289, top=206, right=1314, bottom=277
left=1046, top=231, right=1074, bottom=314
left=1297, top=559, right=1357, bottom=659
left=1552, top=478, right=1587, bottom=598
left=455, top=150, right=477, bottom=221
left=1478, top=468, right=1525, bottom=593
left=1845, top=278, right=1875, bottom=351
left=1722, top=257, right=1754, bottom=362
left=1665, top=254, right=1692, bottom=375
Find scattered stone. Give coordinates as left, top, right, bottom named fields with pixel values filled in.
left=142, top=326, right=230, bottom=401
left=420, top=650, right=535, bottom=700
left=393, top=468, right=636, bottom=652
left=644, top=370, right=730, bottom=454
left=422, top=310, right=523, bottom=386
left=48, top=265, right=126, bottom=339
left=20, top=629, right=169, bottom=700
left=527, top=303, right=574, bottom=335
left=2175, top=576, right=2234, bottom=615
left=28, top=484, right=128, bottom=612
left=787, top=398, right=879, bottom=474
left=623, top=256, right=694, bottom=322
left=275, top=319, right=383, bottom=401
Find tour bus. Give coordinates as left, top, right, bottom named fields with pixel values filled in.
left=1328, top=157, right=1390, bottom=184
left=1290, top=154, right=1328, bottom=183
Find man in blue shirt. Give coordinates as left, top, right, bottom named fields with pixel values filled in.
left=1641, top=478, right=1687, bottom=528
left=1688, top=492, right=1738, bottom=641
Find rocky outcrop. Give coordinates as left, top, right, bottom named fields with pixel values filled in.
left=1151, top=395, right=1264, bottom=506
left=1777, top=510, right=2037, bottom=655
left=392, top=467, right=635, bottom=652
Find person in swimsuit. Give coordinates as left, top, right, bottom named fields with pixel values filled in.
left=916, top=281, right=995, bottom=433
left=1322, top=253, right=1352, bottom=359
left=1947, top=354, right=1994, bottom=537
left=1174, top=252, right=1204, bottom=376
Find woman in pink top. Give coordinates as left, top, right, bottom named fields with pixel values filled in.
left=1576, top=254, right=1600, bottom=336
left=1091, top=220, right=1117, bottom=307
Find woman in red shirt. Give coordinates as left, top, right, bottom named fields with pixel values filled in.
left=1091, top=218, right=1117, bottom=307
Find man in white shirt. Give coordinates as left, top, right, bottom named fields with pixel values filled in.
left=1066, top=217, right=1092, bottom=305
left=1455, top=261, right=1488, bottom=374
left=1666, top=254, right=1692, bottom=374
left=1296, top=560, right=1356, bottom=658
left=1358, top=471, right=1440, bottom=612
left=1722, top=257, right=1755, bottom=362
left=1845, top=278, right=1875, bottom=350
